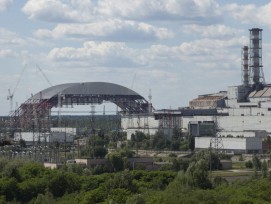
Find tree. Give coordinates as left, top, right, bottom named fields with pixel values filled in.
left=82, top=186, right=107, bottom=204
left=0, top=177, right=18, bottom=201
left=47, top=171, right=80, bottom=197
left=193, top=149, right=220, bottom=170
left=110, top=170, right=134, bottom=191
left=33, top=191, right=56, bottom=204
left=93, top=146, right=108, bottom=158
left=17, top=178, right=46, bottom=202
left=126, top=194, right=145, bottom=204
left=213, top=176, right=228, bottom=188
left=107, top=188, right=132, bottom=204
left=108, top=153, right=124, bottom=172
left=252, top=155, right=261, bottom=170
left=262, top=160, right=268, bottom=178
left=245, top=160, right=253, bottom=169
left=186, top=159, right=212, bottom=189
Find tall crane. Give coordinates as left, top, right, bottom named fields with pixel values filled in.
left=36, top=65, right=53, bottom=87
left=7, top=64, right=27, bottom=115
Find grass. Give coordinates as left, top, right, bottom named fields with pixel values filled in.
left=210, top=170, right=254, bottom=178
left=232, top=161, right=246, bottom=169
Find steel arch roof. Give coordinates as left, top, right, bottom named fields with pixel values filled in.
left=11, top=82, right=152, bottom=131
left=33, top=82, right=141, bottom=100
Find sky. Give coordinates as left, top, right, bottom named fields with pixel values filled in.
left=1, top=0, right=271, bottom=115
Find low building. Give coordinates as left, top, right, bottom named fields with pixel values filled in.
left=220, top=160, right=232, bottom=170
left=195, top=137, right=262, bottom=154
left=14, top=131, right=74, bottom=145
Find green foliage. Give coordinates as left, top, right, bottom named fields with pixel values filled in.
left=18, top=162, right=46, bottom=180
left=106, top=188, right=132, bottom=204
left=126, top=194, right=145, bottom=204
left=108, top=153, right=124, bottom=171
left=82, top=186, right=108, bottom=204
left=171, top=158, right=189, bottom=172
left=93, top=146, right=108, bottom=158
left=2, top=159, right=25, bottom=180
left=252, top=155, right=261, bottom=170
left=262, top=160, right=268, bottom=178
left=4, top=154, right=271, bottom=204
left=81, top=136, right=108, bottom=158
left=47, top=171, right=81, bottom=197
left=193, top=149, right=221, bottom=170
left=66, top=163, right=84, bottom=175
left=110, top=170, right=135, bottom=192
left=186, top=159, right=212, bottom=189
left=17, top=178, right=46, bottom=202
left=119, top=148, right=135, bottom=158
left=32, top=191, right=56, bottom=204
left=151, top=131, right=170, bottom=150
left=245, top=160, right=253, bottom=168
left=212, top=176, right=228, bottom=188
left=0, top=177, right=18, bottom=201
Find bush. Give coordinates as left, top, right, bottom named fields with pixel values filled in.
left=245, top=160, right=253, bottom=169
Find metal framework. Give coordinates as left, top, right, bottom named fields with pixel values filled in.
left=10, top=82, right=151, bottom=131
left=249, top=28, right=265, bottom=85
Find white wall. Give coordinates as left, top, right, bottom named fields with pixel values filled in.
left=195, top=137, right=262, bottom=152
left=121, top=115, right=159, bottom=130
left=51, top=127, right=76, bottom=135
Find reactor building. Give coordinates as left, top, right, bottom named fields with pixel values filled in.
left=121, top=28, right=270, bottom=154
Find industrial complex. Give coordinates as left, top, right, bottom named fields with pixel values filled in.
left=122, top=28, right=271, bottom=154
left=7, top=28, right=271, bottom=155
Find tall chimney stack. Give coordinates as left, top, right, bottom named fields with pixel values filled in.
left=249, top=28, right=264, bottom=85
left=242, top=46, right=249, bottom=86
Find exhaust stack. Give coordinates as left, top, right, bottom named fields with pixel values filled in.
left=242, top=46, right=249, bottom=86
left=249, top=28, right=265, bottom=85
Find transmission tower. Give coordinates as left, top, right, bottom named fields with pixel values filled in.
left=210, top=116, right=224, bottom=154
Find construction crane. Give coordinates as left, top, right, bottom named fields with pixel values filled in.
left=36, top=64, right=53, bottom=87
left=7, top=64, right=27, bottom=115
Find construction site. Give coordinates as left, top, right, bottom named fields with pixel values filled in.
left=0, top=28, right=271, bottom=163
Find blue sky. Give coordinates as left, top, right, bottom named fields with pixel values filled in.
left=1, top=0, right=271, bottom=115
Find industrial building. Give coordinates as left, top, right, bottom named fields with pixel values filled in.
left=14, top=127, right=75, bottom=146
left=121, top=28, right=271, bottom=154
left=9, top=28, right=270, bottom=154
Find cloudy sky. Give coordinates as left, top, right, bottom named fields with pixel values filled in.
left=1, top=0, right=271, bottom=115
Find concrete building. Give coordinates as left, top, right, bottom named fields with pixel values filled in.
left=121, top=28, right=271, bottom=154
left=195, top=137, right=262, bottom=154
left=14, top=127, right=75, bottom=145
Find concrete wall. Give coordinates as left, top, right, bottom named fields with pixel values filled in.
left=51, top=127, right=77, bottom=135
left=121, top=115, right=159, bottom=130
left=181, top=114, right=271, bottom=135
left=195, top=137, right=262, bottom=153
left=14, top=132, right=74, bottom=144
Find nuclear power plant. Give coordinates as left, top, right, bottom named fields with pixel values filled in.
left=122, top=28, right=271, bottom=154
left=7, top=28, right=271, bottom=155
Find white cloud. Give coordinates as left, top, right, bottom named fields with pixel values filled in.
left=0, top=28, right=26, bottom=48
left=225, top=2, right=271, bottom=27
left=34, top=19, right=174, bottom=41
left=0, top=49, right=15, bottom=57
left=23, top=0, right=221, bottom=23
left=97, top=0, right=221, bottom=22
left=22, top=0, right=95, bottom=23
left=47, top=35, right=246, bottom=71
left=47, top=41, right=139, bottom=68
left=0, top=0, right=13, bottom=12
left=182, top=24, right=243, bottom=38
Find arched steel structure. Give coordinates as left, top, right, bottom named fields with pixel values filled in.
left=11, top=82, right=151, bottom=131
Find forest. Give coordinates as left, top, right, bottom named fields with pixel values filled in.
left=0, top=149, right=270, bottom=204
